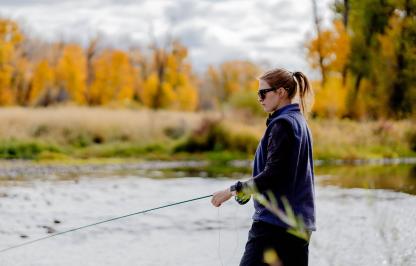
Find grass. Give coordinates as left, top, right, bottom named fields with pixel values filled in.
left=309, top=119, right=416, bottom=161
left=0, top=106, right=415, bottom=162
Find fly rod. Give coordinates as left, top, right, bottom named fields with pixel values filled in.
left=0, top=194, right=213, bottom=254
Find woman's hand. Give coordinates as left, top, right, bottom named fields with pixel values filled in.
left=211, top=188, right=234, bottom=207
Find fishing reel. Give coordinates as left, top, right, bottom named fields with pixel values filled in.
left=235, top=191, right=251, bottom=205
left=231, top=181, right=251, bottom=205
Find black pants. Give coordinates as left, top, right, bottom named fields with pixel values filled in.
left=240, top=221, right=310, bottom=266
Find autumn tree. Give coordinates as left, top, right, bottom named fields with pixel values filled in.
left=56, top=44, right=87, bottom=104
left=308, top=0, right=415, bottom=119
left=332, top=0, right=350, bottom=84
left=140, top=40, right=198, bottom=111
left=127, top=47, right=144, bottom=103
left=345, top=0, right=395, bottom=118
left=311, top=0, right=327, bottom=86
left=306, top=20, right=350, bottom=78
left=30, top=60, right=54, bottom=104
left=0, top=18, right=24, bottom=105
left=386, top=0, right=416, bottom=117
left=89, top=49, right=135, bottom=105
left=84, top=36, right=100, bottom=105
left=306, top=19, right=350, bottom=118
left=204, top=60, right=260, bottom=105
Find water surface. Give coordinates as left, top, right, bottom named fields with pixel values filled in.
left=0, top=161, right=415, bottom=266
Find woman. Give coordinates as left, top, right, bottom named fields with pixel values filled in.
left=211, top=68, right=316, bottom=266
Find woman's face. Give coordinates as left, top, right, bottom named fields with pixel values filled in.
left=258, top=79, right=282, bottom=113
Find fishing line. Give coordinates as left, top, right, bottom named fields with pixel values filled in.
left=221, top=202, right=241, bottom=266
left=217, top=202, right=242, bottom=266
left=0, top=194, right=213, bottom=254
left=217, top=207, right=224, bottom=266
left=227, top=201, right=240, bottom=265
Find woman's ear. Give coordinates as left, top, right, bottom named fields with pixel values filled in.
left=278, top=87, right=286, bottom=97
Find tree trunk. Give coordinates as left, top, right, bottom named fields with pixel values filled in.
left=311, top=0, right=326, bottom=87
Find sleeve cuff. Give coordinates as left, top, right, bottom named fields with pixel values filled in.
left=230, top=181, right=243, bottom=192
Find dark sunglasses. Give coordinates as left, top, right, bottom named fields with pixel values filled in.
left=257, top=87, right=276, bottom=100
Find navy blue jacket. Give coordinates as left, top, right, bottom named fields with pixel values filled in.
left=249, top=103, right=316, bottom=231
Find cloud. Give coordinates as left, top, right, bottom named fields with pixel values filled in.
left=0, top=0, right=56, bottom=7
left=0, top=0, right=333, bottom=75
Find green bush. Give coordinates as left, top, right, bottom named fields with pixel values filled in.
left=76, top=143, right=167, bottom=158
left=174, top=118, right=259, bottom=154
left=164, top=124, right=186, bottom=139
left=0, top=141, right=61, bottom=159
left=407, top=130, right=416, bottom=152
left=229, top=90, right=263, bottom=116
left=70, top=133, right=92, bottom=147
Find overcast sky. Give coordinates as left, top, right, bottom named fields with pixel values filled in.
left=0, top=0, right=334, bottom=75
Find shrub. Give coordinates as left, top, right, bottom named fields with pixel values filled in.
left=407, top=130, right=416, bottom=152
left=229, top=90, right=263, bottom=116
left=0, top=141, right=61, bottom=159
left=174, top=118, right=259, bottom=154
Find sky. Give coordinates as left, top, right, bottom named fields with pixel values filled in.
left=0, top=0, right=334, bottom=75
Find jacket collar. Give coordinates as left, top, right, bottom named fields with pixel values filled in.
left=266, top=103, right=300, bottom=126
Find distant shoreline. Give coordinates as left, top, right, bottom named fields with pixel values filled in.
left=1, top=107, right=415, bottom=161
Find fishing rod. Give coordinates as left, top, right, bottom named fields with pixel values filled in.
left=0, top=194, right=213, bottom=254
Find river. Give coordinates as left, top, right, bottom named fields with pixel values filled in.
left=0, top=160, right=415, bottom=266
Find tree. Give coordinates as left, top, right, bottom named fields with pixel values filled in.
left=84, top=36, right=100, bottom=105
left=346, top=0, right=395, bottom=118
left=306, top=19, right=350, bottom=78
left=0, top=18, right=24, bottom=105
left=204, top=60, right=260, bottom=106
left=311, top=0, right=327, bottom=86
left=90, top=49, right=135, bottom=105
left=140, top=40, right=199, bottom=110
left=30, top=59, right=54, bottom=104
left=387, top=0, right=416, bottom=117
left=56, top=44, right=87, bottom=104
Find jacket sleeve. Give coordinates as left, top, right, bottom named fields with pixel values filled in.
left=243, top=120, right=293, bottom=193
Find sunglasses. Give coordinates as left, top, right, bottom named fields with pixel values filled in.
left=257, top=87, right=276, bottom=100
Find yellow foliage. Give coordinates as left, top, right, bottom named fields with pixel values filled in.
left=0, top=18, right=24, bottom=105
left=31, top=60, right=54, bottom=104
left=56, top=44, right=87, bottom=104
left=306, top=19, right=350, bottom=74
left=312, top=75, right=347, bottom=118
left=0, top=19, right=23, bottom=44
left=160, top=82, right=177, bottom=108
left=0, top=65, right=13, bottom=104
left=331, top=20, right=350, bottom=72
left=0, top=42, right=14, bottom=63
left=176, top=83, right=198, bottom=111
left=90, top=50, right=135, bottom=105
left=140, top=73, right=159, bottom=107
left=140, top=41, right=199, bottom=111
left=205, top=60, right=260, bottom=102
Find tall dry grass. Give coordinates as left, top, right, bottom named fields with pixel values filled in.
left=309, top=119, right=416, bottom=159
left=0, top=107, right=414, bottom=160
left=0, top=107, right=211, bottom=146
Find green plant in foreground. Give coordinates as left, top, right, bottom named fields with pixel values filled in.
left=242, top=186, right=310, bottom=241
left=238, top=186, right=309, bottom=266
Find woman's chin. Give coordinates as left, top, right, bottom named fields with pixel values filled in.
left=262, top=106, right=271, bottom=113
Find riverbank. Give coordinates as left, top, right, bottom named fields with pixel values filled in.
left=1, top=107, right=415, bottom=162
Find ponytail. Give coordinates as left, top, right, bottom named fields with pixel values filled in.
left=293, top=71, right=312, bottom=115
